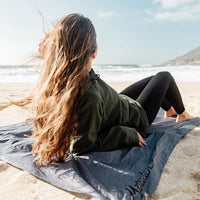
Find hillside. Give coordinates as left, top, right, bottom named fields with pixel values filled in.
left=166, top=46, right=200, bottom=65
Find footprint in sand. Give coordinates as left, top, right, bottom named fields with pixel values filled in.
left=162, top=166, right=170, bottom=174
left=8, top=93, right=17, bottom=97
left=18, top=172, right=38, bottom=184
left=190, top=171, right=200, bottom=193
left=189, top=128, right=200, bottom=136
left=5, top=171, right=38, bottom=187
left=181, top=145, right=197, bottom=157
left=0, top=162, right=9, bottom=172
left=190, top=171, right=200, bottom=182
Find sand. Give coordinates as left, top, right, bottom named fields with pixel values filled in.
left=0, top=82, right=200, bottom=200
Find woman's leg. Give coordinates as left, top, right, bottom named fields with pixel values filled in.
left=120, top=76, right=153, bottom=100
left=120, top=76, right=172, bottom=111
left=135, top=71, right=185, bottom=124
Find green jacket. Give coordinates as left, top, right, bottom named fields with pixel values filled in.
left=70, top=69, right=150, bottom=154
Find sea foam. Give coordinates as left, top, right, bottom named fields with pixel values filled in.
left=0, top=64, right=200, bottom=82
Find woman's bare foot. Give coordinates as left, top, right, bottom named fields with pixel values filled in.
left=165, top=107, right=177, bottom=118
left=176, top=110, right=195, bottom=122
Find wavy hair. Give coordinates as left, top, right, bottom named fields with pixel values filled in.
left=0, top=13, right=97, bottom=165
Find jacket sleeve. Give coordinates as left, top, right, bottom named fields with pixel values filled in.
left=70, top=93, right=140, bottom=155
left=95, top=126, right=139, bottom=152
left=69, top=94, right=103, bottom=155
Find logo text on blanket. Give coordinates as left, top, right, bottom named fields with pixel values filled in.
left=125, top=163, right=154, bottom=199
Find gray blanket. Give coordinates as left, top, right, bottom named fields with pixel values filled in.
left=0, top=110, right=199, bottom=200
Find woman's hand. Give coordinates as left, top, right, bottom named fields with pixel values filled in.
left=137, top=132, right=146, bottom=147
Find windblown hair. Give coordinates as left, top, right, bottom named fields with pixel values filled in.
left=0, top=13, right=97, bottom=165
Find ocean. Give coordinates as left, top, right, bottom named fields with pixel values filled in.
left=0, top=64, right=200, bottom=83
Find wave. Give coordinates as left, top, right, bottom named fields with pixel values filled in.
left=0, top=64, right=200, bottom=82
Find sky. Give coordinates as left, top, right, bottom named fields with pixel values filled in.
left=0, top=0, right=200, bottom=65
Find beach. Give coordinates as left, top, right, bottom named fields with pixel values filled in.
left=0, top=81, right=200, bottom=200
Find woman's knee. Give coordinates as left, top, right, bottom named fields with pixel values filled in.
left=155, top=71, right=173, bottom=82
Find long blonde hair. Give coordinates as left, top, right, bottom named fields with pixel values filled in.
left=0, top=13, right=97, bottom=165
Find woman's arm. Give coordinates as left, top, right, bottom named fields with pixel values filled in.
left=70, top=92, right=146, bottom=155
left=69, top=94, right=103, bottom=154
left=95, top=126, right=145, bottom=152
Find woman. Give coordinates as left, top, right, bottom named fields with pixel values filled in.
left=0, top=13, right=194, bottom=165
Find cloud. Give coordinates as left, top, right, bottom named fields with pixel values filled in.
left=148, top=0, right=200, bottom=22
left=98, top=12, right=113, bottom=18
left=153, top=0, right=196, bottom=9
left=146, top=9, right=153, bottom=15
left=154, top=10, right=200, bottom=22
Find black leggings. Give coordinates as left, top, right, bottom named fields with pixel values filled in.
left=120, top=71, right=185, bottom=125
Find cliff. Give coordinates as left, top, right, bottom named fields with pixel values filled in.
left=166, top=46, right=200, bottom=65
